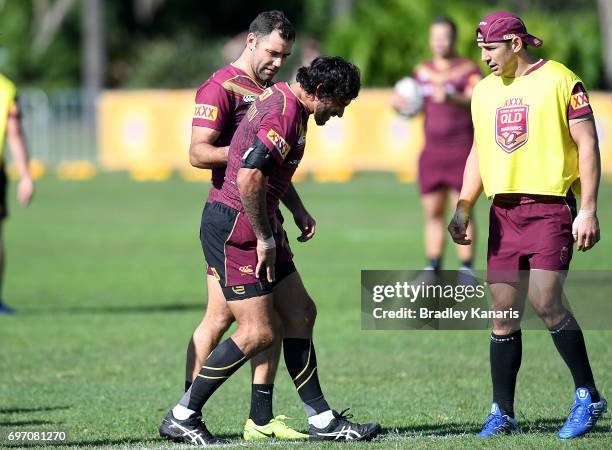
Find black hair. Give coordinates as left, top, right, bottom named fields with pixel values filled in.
left=248, top=10, right=295, bottom=42
left=432, top=16, right=457, bottom=41
left=296, top=56, right=361, bottom=102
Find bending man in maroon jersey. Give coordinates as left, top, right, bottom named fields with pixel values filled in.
left=160, top=56, right=382, bottom=444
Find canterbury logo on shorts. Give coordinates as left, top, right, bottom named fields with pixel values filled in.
left=231, top=286, right=246, bottom=295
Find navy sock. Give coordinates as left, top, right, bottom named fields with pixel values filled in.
left=429, top=257, right=442, bottom=272
left=180, top=338, right=247, bottom=413
left=283, top=338, right=330, bottom=416
left=549, top=314, right=599, bottom=402
left=249, top=384, right=274, bottom=426
left=460, top=259, right=473, bottom=269
left=490, top=330, right=522, bottom=418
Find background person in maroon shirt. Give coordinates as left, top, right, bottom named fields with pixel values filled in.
left=391, top=17, right=481, bottom=276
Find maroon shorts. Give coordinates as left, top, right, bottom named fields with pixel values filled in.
left=200, top=201, right=295, bottom=300
left=487, top=194, right=577, bottom=283
left=418, top=144, right=470, bottom=195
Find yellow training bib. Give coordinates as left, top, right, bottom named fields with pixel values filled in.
left=471, top=60, right=582, bottom=197
left=0, top=74, right=17, bottom=162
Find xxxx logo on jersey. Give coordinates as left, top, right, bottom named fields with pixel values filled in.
left=570, top=92, right=589, bottom=110
left=267, top=128, right=291, bottom=159
left=194, top=104, right=218, bottom=121
left=496, top=97, right=529, bottom=153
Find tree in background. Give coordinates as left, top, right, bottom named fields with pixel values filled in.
left=0, top=0, right=605, bottom=89
left=598, top=0, right=612, bottom=87
left=322, top=0, right=603, bottom=89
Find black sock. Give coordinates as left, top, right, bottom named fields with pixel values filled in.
left=184, top=380, right=192, bottom=392
left=250, top=384, right=274, bottom=425
left=429, top=257, right=442, bottom=272
left=490, top=330, right=522, bottom=418
left=283, top=338, right=330, bottom=416
left=460, top=259, right=473, bottom=269
left=180, top=338, right=247, bottom=413
left=549, top=314, right=599, bottom=402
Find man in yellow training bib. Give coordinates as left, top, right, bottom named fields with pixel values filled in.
left=448, top=11, right=606, bottom=439
left=0, top=73, right=34, bottom=314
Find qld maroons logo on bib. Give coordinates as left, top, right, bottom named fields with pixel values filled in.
left=495, top=97, right=529, bottom=153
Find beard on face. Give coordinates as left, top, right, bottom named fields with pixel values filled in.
left=314, top=109, right=331, bottom=125
left=257, top=64, right=277, bottom=83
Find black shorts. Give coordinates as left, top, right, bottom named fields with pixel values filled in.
left=0, top=168, right=7, bottom=220
left=200, top=201, right=296, bottom=301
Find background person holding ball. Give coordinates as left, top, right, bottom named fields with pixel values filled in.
left=391, top=16, right=481, bottom=280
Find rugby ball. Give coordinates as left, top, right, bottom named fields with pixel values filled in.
left=394, top=77, right=423, bottom=117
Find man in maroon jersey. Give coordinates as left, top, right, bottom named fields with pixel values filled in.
left=160, top=56, right=382, bottom=444
left=184, top=10, right=311, bottom=441
left=391, top=17, right=481, bottom=278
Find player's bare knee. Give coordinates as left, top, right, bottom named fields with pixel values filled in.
left=425, top=208, right=445, bottom=221
left=281, top=299, right=316, bottom=336
left=492, top=317, right=520, bottom=334
left=251, top=325, right=276, bottom=353
left=213, top=314, right=234, bottom=335
left=303, top=297, right=317, bottom=326
left=290, top=297, right=317, bottom=332
left=534, top=303, right=567, bottom=328
left=197, top=319, right=227, bottom=341
left=236, top=319, right=275, bottom=353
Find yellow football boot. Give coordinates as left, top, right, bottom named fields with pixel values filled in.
left=243, top=415, right=309, bottom=441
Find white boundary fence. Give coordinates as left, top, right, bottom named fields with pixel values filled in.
left=12, top=89, right=98, bottom=166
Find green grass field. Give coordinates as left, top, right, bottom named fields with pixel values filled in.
left=1, top=173, right=610, bottom=449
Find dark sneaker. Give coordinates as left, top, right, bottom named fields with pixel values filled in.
left=159, top=410, right=228, bottom=446
left=0, top=302, right=16, bottom=314
left=410, top=267, right=439, bottom=287
left=309, top=409, right=381, bottom=441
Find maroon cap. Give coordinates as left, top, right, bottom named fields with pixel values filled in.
left=476, top=11, right=543, bottom=47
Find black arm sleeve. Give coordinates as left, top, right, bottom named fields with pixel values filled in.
left=241, top=136, right=277, bottom=176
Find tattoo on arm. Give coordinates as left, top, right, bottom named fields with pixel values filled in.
left=240, top=173, right=272, bottom=241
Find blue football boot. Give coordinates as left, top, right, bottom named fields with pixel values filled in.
left=557, top=387, right=607, bottom=439
left=477, top=403, right=520, bottom=438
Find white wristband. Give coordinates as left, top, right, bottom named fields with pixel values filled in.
left=259, top=236, right=276, bottom=250
left=577, top=209, right=595, bottom=219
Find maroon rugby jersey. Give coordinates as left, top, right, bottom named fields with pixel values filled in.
left=192, top=64, right=266, bottom=202
left=218, top=82, right=308, bottom=217
left=414, top=57, right=481, bottom=150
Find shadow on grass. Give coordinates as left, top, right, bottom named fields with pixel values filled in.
left=0, top=420, right=56, bottom=427
left=519, top=417, right=611, bottom=435
left=0, top=406, right=70, bottom=415
left=3, top=435, right=246, bottom=448
left=19, top=303, right=204, bottom=315
left=3, top=437, right=159, bottom=448
left=383, top=417, right=611, bottom=438
left=385, top=422, right=481, bottom=437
